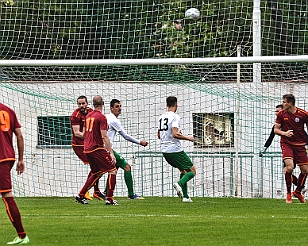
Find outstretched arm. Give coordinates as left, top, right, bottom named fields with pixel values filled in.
left=118, top=130, right=148, bottom=146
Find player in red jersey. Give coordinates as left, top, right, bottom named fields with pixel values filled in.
left=274, top=94, right=308, bottom=204
left=71, top=96, right=106, bottom=201
left=0, top=103, right=30, bottom=244
left=75, top=95, right=118, bottom=205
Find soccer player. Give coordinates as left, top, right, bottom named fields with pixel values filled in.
left=71, top=95, right=106, bottom=201
left=0, top=102, right=30, bottom=244
left=274, top=94, right=308, bottom=204
left=157, top=96, right=196, bottom=202
left=260, top=104, right=307, bottom=193
left=75, top=95, right=118, bottom=205
left=105, top=99, right=148, bottom=199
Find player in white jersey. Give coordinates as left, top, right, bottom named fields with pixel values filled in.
left=157, top=96, right=196, bottom=202
left=105, top=99, right=148, bottom=199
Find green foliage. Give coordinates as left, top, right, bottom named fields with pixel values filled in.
left=0, top=0, right=307, bottom=81
left=1, top=197, right=308, bottom=245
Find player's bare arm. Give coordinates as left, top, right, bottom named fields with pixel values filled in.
left=14, top=128, right=25, bottom=174
left=172, top=127, right=194, bottom=142
left=274, top=123, right=294, bottom=137
left=157, top=130, right=160, bottom=139
left=72, top=125, right=84, bottom=139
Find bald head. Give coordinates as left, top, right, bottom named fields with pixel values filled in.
left=93, top=95, right=104, bottom=108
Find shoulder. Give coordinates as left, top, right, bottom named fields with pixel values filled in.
left=0, top=103, right=14, bottom=113
left=297, top=108, right=308, bottom=116
left=71, top=108, right=79, bottom=117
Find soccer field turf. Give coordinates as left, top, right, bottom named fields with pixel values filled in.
left=1, top=197, right=308, bottom=245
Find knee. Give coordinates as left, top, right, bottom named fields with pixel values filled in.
left=190, top=166, right=196, bottom=175
left=110, top=169, right=118, bottom=175
left=123, top=164, right=131, bottom=172
left=96, top=173, right=103, bottom=178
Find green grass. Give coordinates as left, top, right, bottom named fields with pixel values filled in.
left=1, top=197, right=308, bottom=245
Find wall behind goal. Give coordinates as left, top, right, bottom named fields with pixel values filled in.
left=2, top=80, right=307, bottom=198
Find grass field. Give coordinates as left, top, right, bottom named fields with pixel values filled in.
left=1, top=196, right=308, bottom=245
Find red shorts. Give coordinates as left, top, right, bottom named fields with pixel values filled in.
left=73, top=145, right=89, bottom=164
left=0, top=161, right=14, bottom=193
left=281, top=143, right=308, bottom=166
left=85, top=148, right=116, bottom=175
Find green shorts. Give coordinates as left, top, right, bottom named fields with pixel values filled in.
left=113, top=150, right=128, bottom=169
left=162, top=151, right=193, bottom=171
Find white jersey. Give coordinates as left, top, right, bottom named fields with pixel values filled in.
left=158, top=111, right=182, bottom=153
left=106, top=113, right=140, bottom=147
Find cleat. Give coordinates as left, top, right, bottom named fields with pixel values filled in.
left=128, top=194, right=144, bottom=200
left=106, top=200, right=120, bottom=206
left=182, top=197, right=193, bottom=202
left=286, top=193, right=292, bottom=204
left=292, top=190, right=306, bottom=203
left=173, top=183, right=183, bottom=198
left=7, top=236, right=30, bottom=245
left=84, top=190, right=93, bottom=200
left=301, top=188, right=308, bottom=196
left=93, top=192, right=107, bottom=201
left=75, top=196, right=89, bottom=204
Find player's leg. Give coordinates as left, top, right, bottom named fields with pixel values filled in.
left=105, top=169, right=118, bottom=205
left=284, top=159, right=298, bottom=185
left=76, top=153, right=101, bottom=204
left=284, top=158, right=294, bottom=203
left=292, top=146, right=308, bottom=203
left=73, top=146, right=95, bottom=200
left=1, top=162, right=29, bottom=244
left=164, top=151, right=195, bottom=201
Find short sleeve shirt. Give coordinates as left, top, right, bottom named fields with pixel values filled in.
left=0, top=103, right=21, bottom=163
left=158, top=111, right=182, bottom=153
left=276, top=108, right=308, bottom=146
left=84, top=110, right=109, bottom=152
left=70, top=107, right=93, bottom=146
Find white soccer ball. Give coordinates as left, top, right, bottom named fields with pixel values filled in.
left=185, top=8, right=200, bottom=20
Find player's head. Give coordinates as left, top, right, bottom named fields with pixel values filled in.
left=275, top=104, right=283, bottom=116
left=282, top=94, right=295, bottom=110
left=92, top=95, right=104, bottom=109
left=110, top=99, right=121, bottom=117
left=77, top=95, right=88, bottom=112
left=166, top=96, right=177, bottom=107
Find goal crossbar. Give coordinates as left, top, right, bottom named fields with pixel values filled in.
left=1, top=55, right=308, bottom=67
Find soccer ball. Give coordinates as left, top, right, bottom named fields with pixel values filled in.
left=185, top=8, right=200, bottom=20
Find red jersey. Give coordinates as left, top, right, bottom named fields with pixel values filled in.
left=276, top=107, right=308, bottom=146
left=84, top=110, right=108, bottom=152
left=70, top=107, right=93, bottom=146
left=0, top=103, right=21, bottom=163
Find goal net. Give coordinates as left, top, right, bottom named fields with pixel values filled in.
left=1, top=0, right=307, bottom=198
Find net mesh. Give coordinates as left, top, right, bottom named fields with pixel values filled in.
left=0, top=0, right=307, bottom=198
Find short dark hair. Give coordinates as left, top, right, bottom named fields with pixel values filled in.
left=77, top=95, right=87, bottom=103
left=283, top=94, right=295, bottom=105
left=110, top=99, right=120, bottom=107
left=166, top=96, right=177, bottom=107
left=276, top=104, right=283, bottom=109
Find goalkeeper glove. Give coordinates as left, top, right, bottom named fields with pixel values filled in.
left=259, top=147, right=267, bottom=157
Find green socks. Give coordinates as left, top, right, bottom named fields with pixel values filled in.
left=179, top=171, right=195, bottom=198
left=124, top=170, right=134, bottom=196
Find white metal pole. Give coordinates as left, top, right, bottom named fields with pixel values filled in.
left=234, top=45, right=241, bottom=197
left=253, top=0, right=262, bottom=197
